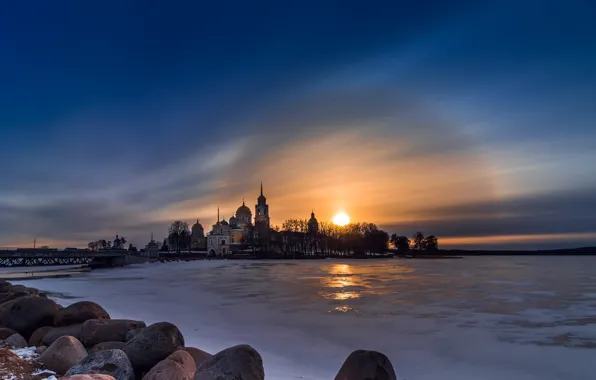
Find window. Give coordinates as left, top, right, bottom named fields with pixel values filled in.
left=221, top=239, right=225, bottom=245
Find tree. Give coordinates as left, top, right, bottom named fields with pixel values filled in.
left=97, top=240, right=107, bottom=250
left=128, top=244, right=137, bottom=252
left=413, top=232, right=425, bottom=251
left=119, top=236, right=127, bottom=248
left=160, top=238, right=169, bottom=252
left=390, top=234, right=410, bottom=252
left=423, top=235, right=439, bottom=251
left=169, top=220, right=189, bottom=253
left=39, top=245, right=50, bottom=249
left=107, top=241, right=112, bottom=249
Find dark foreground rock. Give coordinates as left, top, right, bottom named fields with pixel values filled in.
left=39, top=335, right=88, bottom=375
left=125, top=327, right=144, bottom=342
left=55, top=301, right=111, bottom=327
left=184, top=347, right=212, bottom=368
left=29, top=326, right=54, bottom=346
left=194, top=345, right=264, bottom=380
left=0, top=285, right=39, bottom=304
left=0, top=296, right=60, bottom=339
left=4, top=333, right=27, bottom=348
left=81, top=319, right=146, bottom=347
left=42, top=323, right=83, bottom=346
left=334, top=350, right=397, bottom=380
left=66, top=348, right=134, bottom=380
left=62, top=375, right=117, bottom=380
left=142, top=350, right=196, bottom=380
left=89, top=341, right=126, bottom=353
left=123, top=322, right=185, bottom=375
left=0, top=327, right=18, bottom=340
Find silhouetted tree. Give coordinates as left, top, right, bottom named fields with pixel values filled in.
left=128, top=244, right=137, bottom=252
left=169, top=220, right=189, bottom=253
left=423, top=235, right=439, bottom=251
left=160, top=238, right=169, bottom=252
left=107, top=241, right=112, bottom=249
left=413, top=232, right=425, bottom=251
left=390, top=234, right=411, bottom=252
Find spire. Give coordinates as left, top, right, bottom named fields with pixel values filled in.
left=260, top=181, right=263, bottom=196
left=242, top=198, right=245, bottom=205
left=151, top=231, right=154, bottom=241
left=217, top=206, right=220, bottom=222
left=196, top=218, right=199, bottom=224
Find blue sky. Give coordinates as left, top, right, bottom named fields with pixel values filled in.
left=1, top=0, right=595, bottom=249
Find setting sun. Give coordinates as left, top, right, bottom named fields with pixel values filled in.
left=333, top=211, right=350, bottom=226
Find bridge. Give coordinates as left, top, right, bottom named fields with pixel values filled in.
left=0, top=250, right=129, bottom=267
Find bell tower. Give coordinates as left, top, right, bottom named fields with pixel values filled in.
left=255, top=181, right=270, bottom=229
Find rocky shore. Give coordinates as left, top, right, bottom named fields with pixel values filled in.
left=0, top=279, right=397, bottom=380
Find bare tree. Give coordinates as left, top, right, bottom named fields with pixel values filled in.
left=169, top=220, right=189, bottom=253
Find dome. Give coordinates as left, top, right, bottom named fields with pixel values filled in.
left=220, top=219, right=229, bottom=226
left=236, top=201, right=252, bottom=217
left=192, top=219, right=203, bottom=230
left=229, top=216, right=238, bottom=225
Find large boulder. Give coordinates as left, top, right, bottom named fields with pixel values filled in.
left=29, top=325, right=54, bottom=346
left=142, top=350, right=195, bottom=380
left=334, top=350, right=397, bottom=380
left=123, top=322, right=185, bottom=375
left=89, top=341, right=126, bottom=354
left=0, top=327, right=18, bottom=340
left=55, top=301, right=111, bottom=327
left=42, top=323, right=83, bottom=346
left=0, top=285, right=39, bottom=304
left=194, top=345, right=264, bottom=380
left=4, top=333, right=27, bottom=349
left=66, top=349, right=134, bottom=380
left=184, top=347, right=212, bottom=368
left=0, top=296, right=60, bottom=339
left=81, top=319, right=146, bottom=348
left=125, top=327, right=144, bottom=342
left=62, top=376, right=117, bottom=380
left=38, top=335, right=88, bottom=375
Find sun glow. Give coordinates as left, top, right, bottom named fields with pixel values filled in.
left=332, top=211, right=350, bottom=226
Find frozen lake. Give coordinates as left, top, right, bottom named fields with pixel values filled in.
left=11, top=257, right=596, bottom=380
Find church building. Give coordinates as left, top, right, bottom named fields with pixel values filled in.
left=207, top=183, right=271, bottom=257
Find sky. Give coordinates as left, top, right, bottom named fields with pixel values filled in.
left=1, top=0, right=595, bottom=250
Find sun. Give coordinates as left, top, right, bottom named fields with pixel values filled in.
left=333, top=211, right=350, bottom=226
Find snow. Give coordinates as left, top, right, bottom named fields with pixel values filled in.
left=11, top=347, right=38, bottom=360
left=13, top=257, right=596, bottom=380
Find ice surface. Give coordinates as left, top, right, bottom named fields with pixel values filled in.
left=13, top=257, right=596, bottom=380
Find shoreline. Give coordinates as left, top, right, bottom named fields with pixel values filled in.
left=0, top=278, right=396, bottom=380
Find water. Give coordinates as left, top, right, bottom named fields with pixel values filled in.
left=10, top=257, right=596, bottom=380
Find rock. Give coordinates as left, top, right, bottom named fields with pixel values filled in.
left=29, top=325, right=54, bottom=346
left=142, top=350, right=195, bottom=380
left=184, top=347, right=212, bottom=368
left=89, top=341, right=126, bottom=353
left=66, top=349, right=134, bottom=380
left=36, top=345, right=47, bottom=355
left=81, top=319, right=146, bottom=348
left=0, top=347, right=36, bottom=379
left=0, top=327, right=19, bottom=340
left=123, top=322, right=185, bottom=375
left=194, top=345, right=264, bottom=380
left=334, top=350, right=397, bottom=380
left=4, top=333, right=27, bottom=348
left=0, top=285, right=39, bottom=304
left=0, top=296, right=60, bottom=339
left=55, top=301, right=111, bottom=327
left=42, top=323, right=83, bottom=346
left=125, top=327, right=144, bottom=342
left=38, top=335, right=88, bottom=375
left=62, top=376, right=117, bottom=380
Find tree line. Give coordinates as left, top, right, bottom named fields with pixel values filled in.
left=389, top=232, right=439, bottom=253
left=280, top=219, right=389, bottom=256
left=87, top=235, right=128, bottom=251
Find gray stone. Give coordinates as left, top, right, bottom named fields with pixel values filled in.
left=89, top=341, right=126, bottom=353
left=125, top=327, right=144, bottom=342
left=0, top=296, right=60, bottom=339
left=194, top=345, right=264, bottom=380
left=42, top=323, right=83, bottom=346
left=184, top=347, right=212, bottom=368
left=142, top=350, right=196, bottom=380
left=0, top=327, right=19, bottom=340
left=123, top=322, right=185, bottom=375
left=55, top=301, right=110, bottom=327
left=29, top=326, right=54, bottom=347
left=35, top=345, right=47, bottom=355
left=4, top=333, right=27, bottom=349
left=38, top=335, right=88, bottom=375
left=334, top=350, right=397, bottom=380
left=66, top=349, right=134, bottom=380
left=80, top=319, right=146, bottom=348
